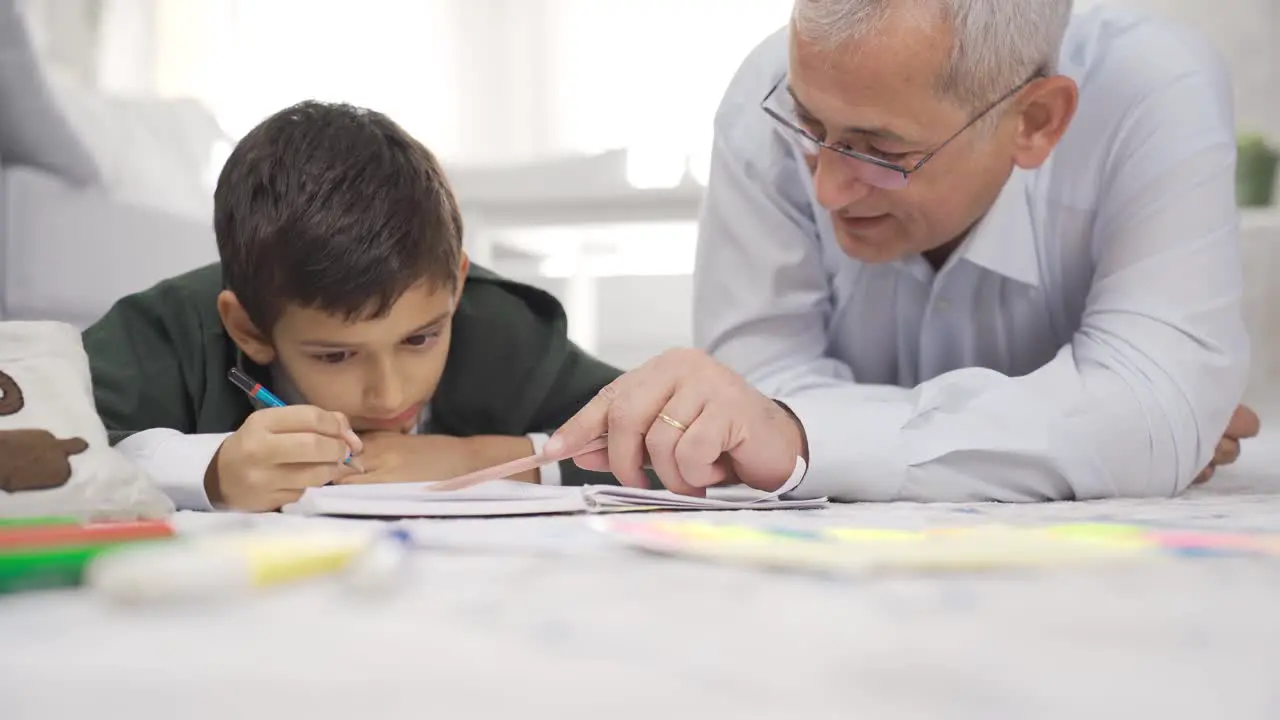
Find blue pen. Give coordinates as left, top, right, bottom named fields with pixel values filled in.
left=227, top=367, right=364, bottom=472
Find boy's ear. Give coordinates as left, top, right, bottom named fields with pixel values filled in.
left=216, top=291, right=276, bottom=365
left=454, top=252, right=470, bottom=305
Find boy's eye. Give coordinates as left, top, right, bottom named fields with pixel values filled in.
left=313, top=351, right=353, bottom=364
left=403, top=330, right=441, bottom=348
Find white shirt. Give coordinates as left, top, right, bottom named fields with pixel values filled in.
left=117, top=365, right=557, bottom=511
left=694, top=6, right=1250, bottom=503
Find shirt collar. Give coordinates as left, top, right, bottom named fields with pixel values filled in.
left=956, top=168, right=1041, bottom=288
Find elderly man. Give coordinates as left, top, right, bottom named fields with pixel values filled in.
left=546, top=0, right=1260, bottom=502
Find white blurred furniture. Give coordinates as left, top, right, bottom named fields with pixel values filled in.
left=0, top=0, right=220, bottom=328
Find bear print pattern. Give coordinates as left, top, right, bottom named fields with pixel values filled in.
left=0, top=370, right=89, bottom=492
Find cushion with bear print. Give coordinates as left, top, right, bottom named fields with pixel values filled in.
left=0, top=321, right=173, bottom=520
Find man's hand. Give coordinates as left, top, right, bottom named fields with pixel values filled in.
left=544, top=348, right=806, bottom=496
left=1193, top=404, right=1261, bottom=484
left=336, top=433, right=539, bottom=485
left=207, top=406, right=363, bottom=512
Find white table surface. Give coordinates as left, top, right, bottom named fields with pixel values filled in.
left=3, top=432, right=1280, bottom=720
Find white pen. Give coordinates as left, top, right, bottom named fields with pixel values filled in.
left=87, top=529, right=372, bottom=603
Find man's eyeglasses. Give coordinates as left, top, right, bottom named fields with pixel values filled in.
left=760, top=72, right=1041, bottom=190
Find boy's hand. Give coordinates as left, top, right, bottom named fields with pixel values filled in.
left=206, top=406, right=363, bottom=511
left=337, top=433, right=538, bottom=485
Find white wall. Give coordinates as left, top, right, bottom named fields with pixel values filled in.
left=512, top=272, right=696, bottom=370
left=1240, top=212, right=1280, bottom=409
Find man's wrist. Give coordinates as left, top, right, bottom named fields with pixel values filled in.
left=772, top=399, right=809, bottom=464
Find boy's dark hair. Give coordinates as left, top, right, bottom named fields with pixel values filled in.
left=213, top=100, right=463, bottom=331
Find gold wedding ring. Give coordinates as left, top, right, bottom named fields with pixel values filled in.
left=656, top=412, right=689, bottom=432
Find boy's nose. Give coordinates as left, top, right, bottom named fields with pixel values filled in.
left=364, top=370, right=405, bottom=416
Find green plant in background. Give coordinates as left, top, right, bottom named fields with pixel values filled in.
left=1237, top=132, right=1278, bottom=208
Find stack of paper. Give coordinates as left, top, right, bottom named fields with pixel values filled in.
left=281, top=480, right=826, bottom=518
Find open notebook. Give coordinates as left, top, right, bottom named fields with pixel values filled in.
left=281, top=480, right=827, bottom=518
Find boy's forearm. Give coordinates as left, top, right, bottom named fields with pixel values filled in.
left=459, top=435, right=538, bottom=483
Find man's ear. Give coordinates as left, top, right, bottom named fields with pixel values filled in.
left=216, top=291, right=276, bottom=365
left=1010, top=75, right=1079, bottom=170
left=453, top=252, right=470, bottom=305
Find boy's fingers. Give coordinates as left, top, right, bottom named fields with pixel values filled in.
left=279, top=463, right=348, bottom=490
left=269, top=432, right=354, bottom=465
left=254, top=405, right=352, bottom=440
left=268, top=490, right=305, bottom=511
left=334, top=412, right=363, bottom=453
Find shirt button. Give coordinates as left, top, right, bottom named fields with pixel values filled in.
left=935, top=299, right=951, bottom=312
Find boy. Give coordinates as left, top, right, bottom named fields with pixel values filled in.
left=82, top=101, right=624, bottom=512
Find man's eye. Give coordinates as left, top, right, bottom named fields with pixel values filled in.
left=795, top=113, right=823, bottom=136
left=313, top=351, right=353, bottom=364
left=403, top=331, right=440, bottom=348
left=870, top=147, right=910, bottom=163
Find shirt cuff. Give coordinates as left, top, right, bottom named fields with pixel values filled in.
left=775, top=394, right=913, bottom=502
left=526, top=432, right=560, bottom=486
left=114, top=429, right=232, bottom=511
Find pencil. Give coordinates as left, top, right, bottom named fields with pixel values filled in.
left=427, top=435, right=609, bottom=491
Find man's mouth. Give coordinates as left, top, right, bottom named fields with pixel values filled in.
left=839, top=213, right=892, bottom=232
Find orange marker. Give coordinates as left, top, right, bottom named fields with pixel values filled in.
left=0, top=520, right=175, bottom=549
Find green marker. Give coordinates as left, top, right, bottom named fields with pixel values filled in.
left=0, top=539, right=170, bottom=594
left=0, top=516, right=79, bottom=528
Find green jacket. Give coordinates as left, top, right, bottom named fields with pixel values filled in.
left=83, top=262, right=625, bottom=487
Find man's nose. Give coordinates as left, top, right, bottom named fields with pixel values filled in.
left=812, top=147, right=873, bottom=212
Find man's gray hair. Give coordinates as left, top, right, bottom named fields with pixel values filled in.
left=792, top=0, right=1074, bottom=108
